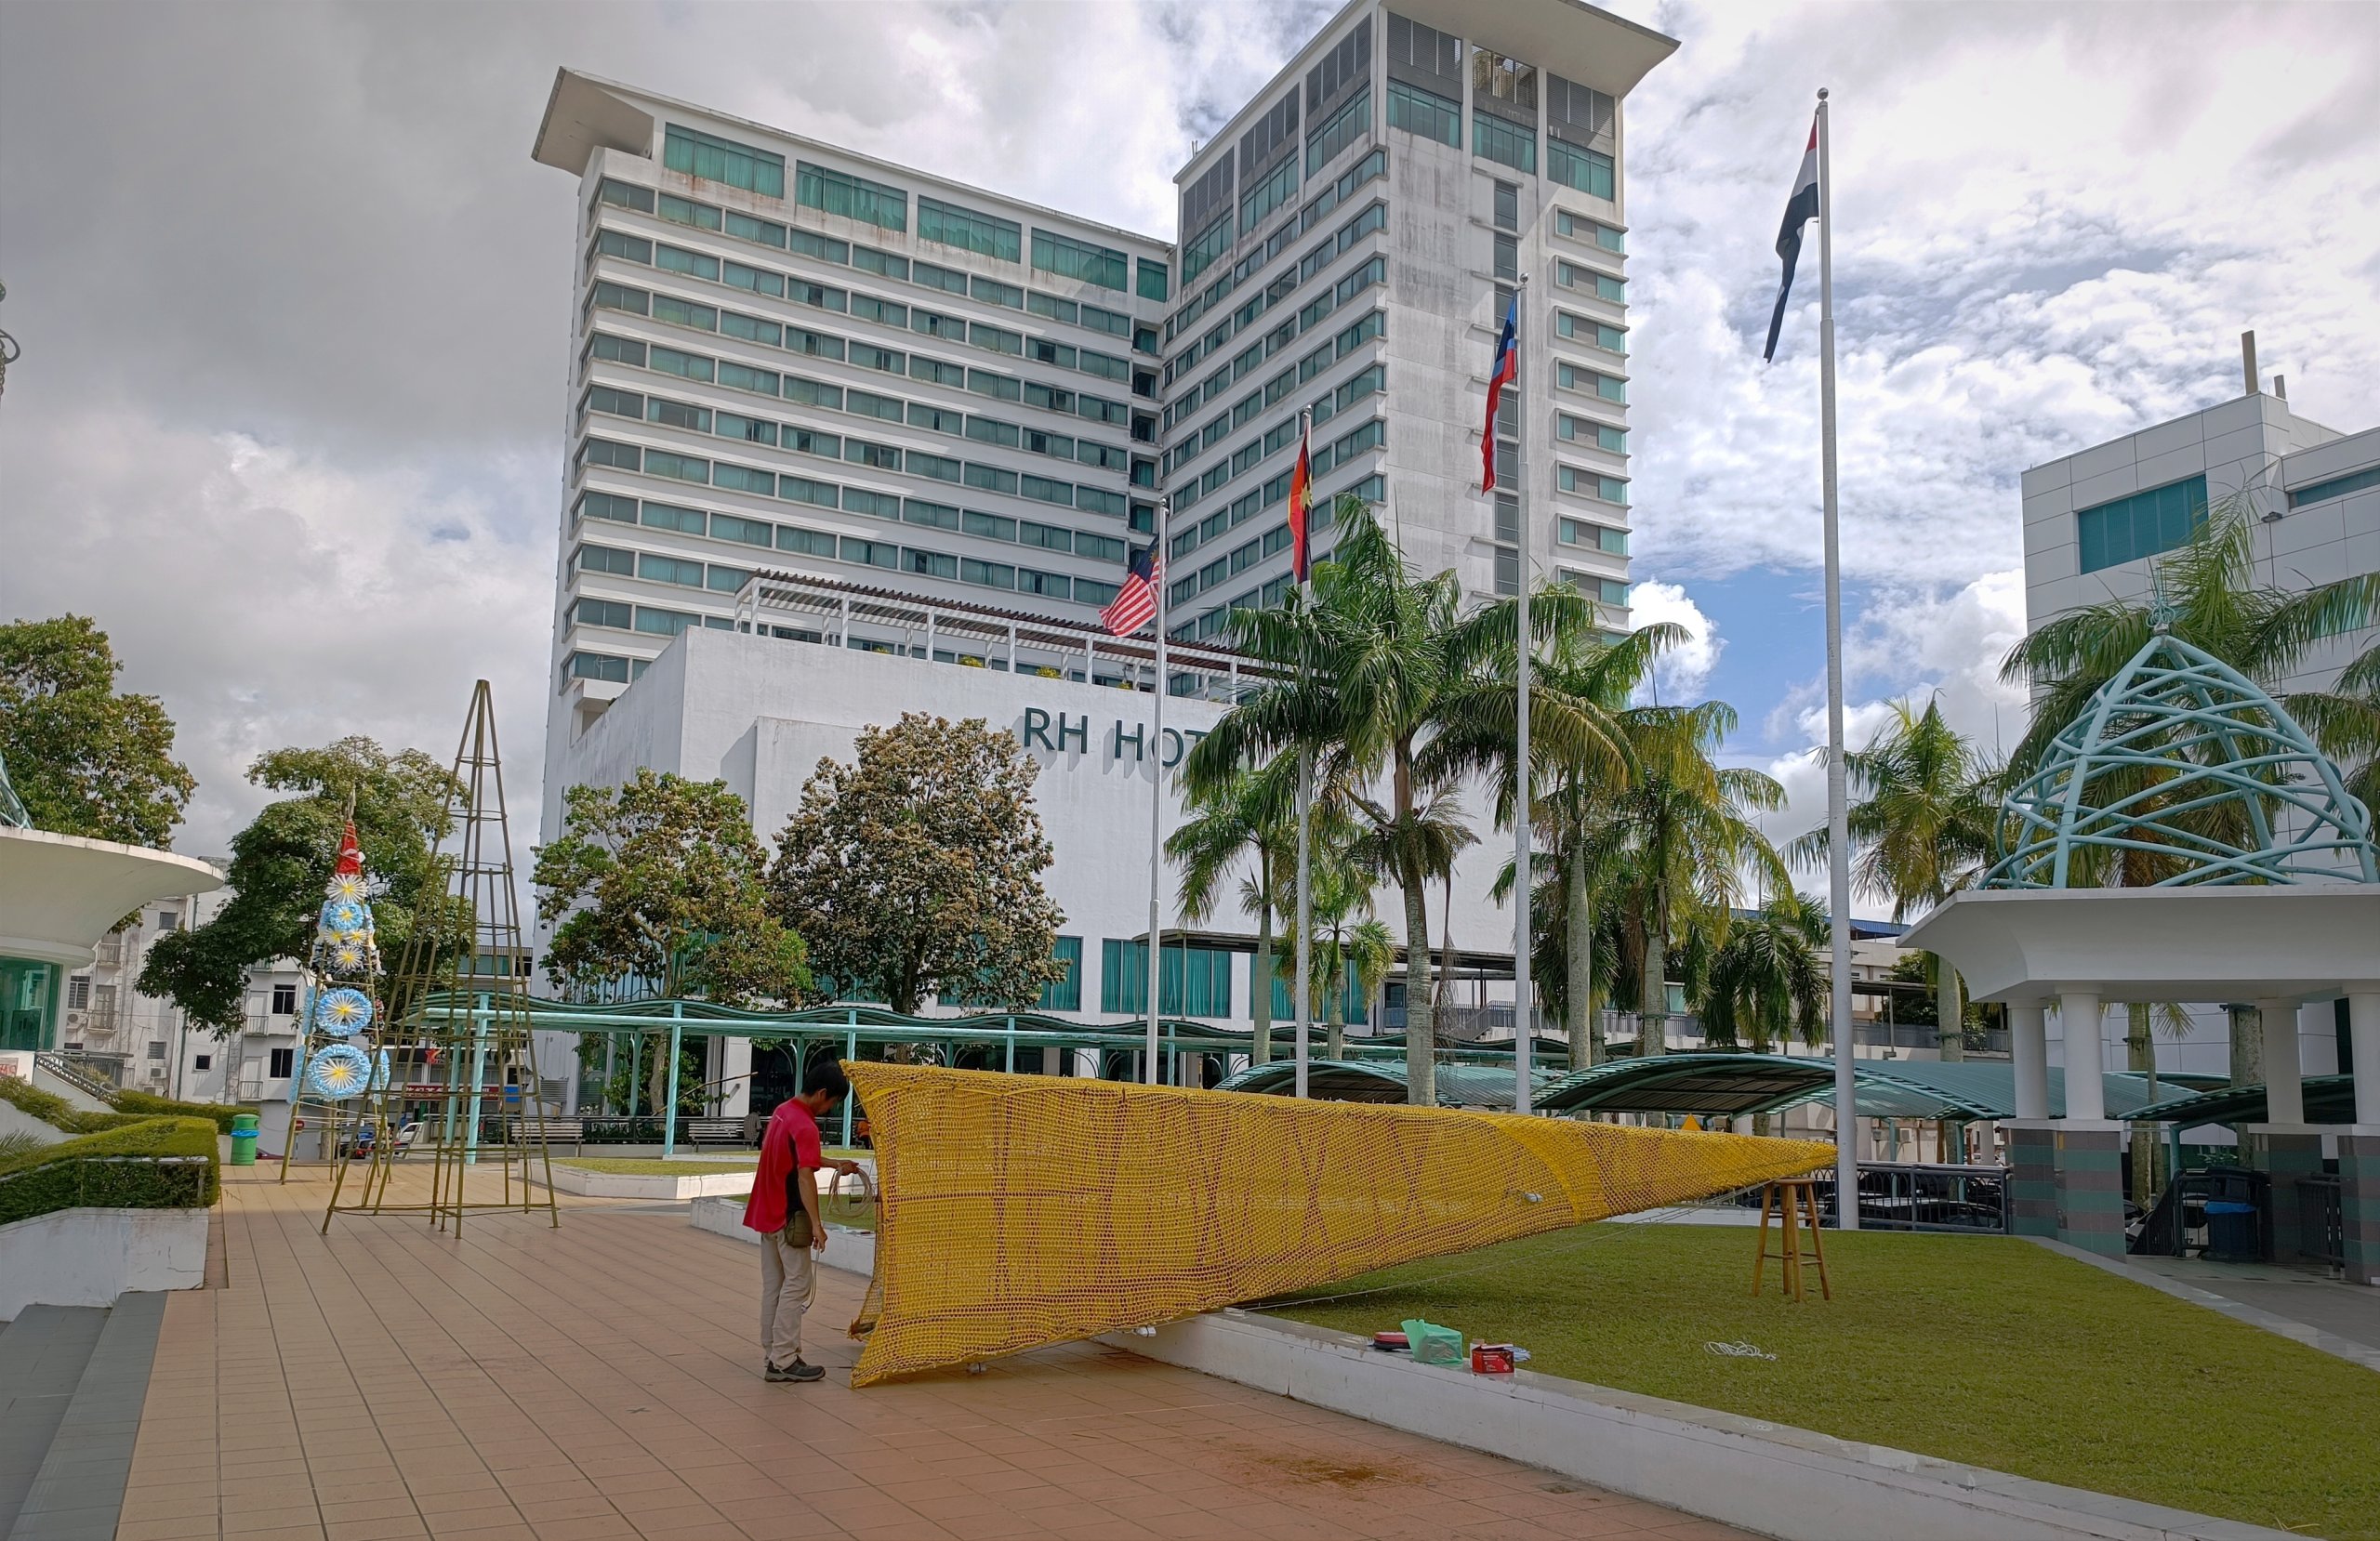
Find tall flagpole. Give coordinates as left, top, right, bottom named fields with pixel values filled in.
left=1513, top=273, right=1533, bottom=1115
left=1293, top=407, right=1314, bottom=1100
left=1816, top=88, right=1858, bottom=1224
left=1146, top=497, right=1170, bottom=1085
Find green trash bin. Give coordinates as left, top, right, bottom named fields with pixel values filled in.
left=229, top=1112, right=258, bottom=1166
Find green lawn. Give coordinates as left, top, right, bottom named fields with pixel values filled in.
left=557, top=1158, right=757, bottom=1178
left=1273, top=1225, right=2379, bottom=1539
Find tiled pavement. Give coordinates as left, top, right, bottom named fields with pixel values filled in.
left=120, top=1166, right=1751, bottom=1541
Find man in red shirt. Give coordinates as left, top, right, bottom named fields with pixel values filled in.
left=741, top=1062, right=861, bottom=1383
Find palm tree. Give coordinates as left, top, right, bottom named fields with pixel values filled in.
left=2002, top=499, right=2380, bottom=775
left=2287, top=643, right=2380, bottom=813
left=1283, top=852, right=1395, bottom=1062
left=1701, top=890, right=1829, bottom=1052
left=1169, top=761, right=1296, bottom=1066
left=1790, top=698, right=1998, bottom=1060
left=1186, top=496, right=1629, bottom=1106
left=1603, top=703, right=1786, bottom=1055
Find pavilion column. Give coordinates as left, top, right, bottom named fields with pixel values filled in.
left=2010, top=1005, right=2049, bottom=1119
left=2251, top=996, right=2325, bottom=1264
left=2003, top=1003, right=2056, bottom=1238
left=2052, top=988, right=2122, bottom=1256
left=2343, top=994, right=2380, bottom=1285
left=2059, top=991, right=2105, bottom=1121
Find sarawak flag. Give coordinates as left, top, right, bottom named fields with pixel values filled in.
left=1100, top=543, right=1163, bottom=636
left=1763, top=115, right=1820, bottom=362
left=1288, top=421, right=1314, bottom=585
left=1482, top=291, right=1518, bottom=493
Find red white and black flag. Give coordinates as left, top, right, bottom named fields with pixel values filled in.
left=1100, top=542, right=1163, bottom=636
left=1763, top=115, right=1820, bottom=362
left=1288, top=415, right=1315, bottom=585
left=1481, top=289, right=1519, bottom=492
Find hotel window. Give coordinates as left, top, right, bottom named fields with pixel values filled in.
left=1137, top=257, right=1170, bottom=303
left=570, top=652, right=632, bottom=684
left=1032, top=230, right=1130, bottom=291
left=706, top=565, right=750, bottom=593
left=664, top=126, right=786, bottom=199
left=2075, top=476, right=2208, bottom=574
left=2285, top=464, right=2380, bottom=509
left=1238, top=157, right=1299, bottom=233
left=1307, top=87, right=1372, bottom=177
left=1557, top=210, right=1625, bottom=253
left=638, top=553, right=707, bottom=588
left=797, top=162, right=908, bottom=231
left=1101, top=940, right=1234, bottom=1017
left=852, top=246, right=909, bottom=282
left=1182, top=212, right=1234, bottom=284
left=1038, top=938, right=1084, bottom=1012
left=657, top=192, right=721, bottom=231
left=655, top=244, right=720, bottom=283
left=711, top=513, right=774, bottom=548
left=1493, top=232, right=1519, bottom=282
left=270, top=1047, right=296, bottom=1077
left=636, top=608, right=699, bottom=636
left=641, top=502, right=707, bottom=535
left=575, top=492, right=639, bottom=526
left=1386, top=81, right=1461, bottom=148
left=917, top=195, right=1022, bottom=261
left=1493, top=180, right=1519, bottom=232
left=573, top=598, right=633, bottom=631
left=1473, top=112, right=1536, bottom=175
left=647, top=398, right=708, bottom=433
left=1559, top=467, right=1628, bottom=503
left=1549, top=141, right=1615, bottom=199
left=597, top=179, right=655, bottom=215
left=841, top=536, right=898, bottom=569
left=1560, top=518, right=1629, bottom=555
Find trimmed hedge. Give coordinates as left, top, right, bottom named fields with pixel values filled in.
left=108, top=1088, right=258, bottom=1134
left=0, top=1075, right=149, bottom=1134
left=0, top=1116, right=220, bottom=1226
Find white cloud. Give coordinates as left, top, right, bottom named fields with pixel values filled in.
left=1622, top=578, right=1723, bottom=704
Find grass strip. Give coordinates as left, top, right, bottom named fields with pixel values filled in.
left=1271, top=1225, right=2378, bottom=1539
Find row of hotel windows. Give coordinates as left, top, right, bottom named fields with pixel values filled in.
left=1164, top=257, right=1390, bottom=490
left=582, top=363, right=1131, bottom=480
left=1171, top=471, right=1388, bottom=643
left=655, top=126, right=1170, bottom=301
left=1176, top=406, right=1384, bottom=518
left=2072, top=466, right=2378, bottom=576
left=595, top=185, right=1161, bottom=354
left=588, top=226, right=1153, bottom=392
left=1170, top=360, right=1384, bottom=484
left=575, top=491, right=1126, bottom=574
left=1182, top=142, right=1389, bottom=291
left=578, top=335, right=1140, bottom=508
left=1380, top=81, right=1616, bottom=196
left=1169, top=420, right=1384, bottom=564
left=1171, top=310, right=1383, bottom=436
left=1166, top=197, right=1387, bottom=389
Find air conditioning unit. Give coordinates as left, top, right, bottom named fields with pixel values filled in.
left=149, top=1066, right=167, bottom=1080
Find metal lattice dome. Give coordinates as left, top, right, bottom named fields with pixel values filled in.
left=1982, top=631, right=2377, bottom=889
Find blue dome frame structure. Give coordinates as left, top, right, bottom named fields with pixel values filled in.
left=1982, top=631, right=2377, bottom=889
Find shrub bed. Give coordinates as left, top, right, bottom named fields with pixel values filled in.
left=108, top=1088, right=258, bottom=1133
left=0, top=1075, right=150, bottom=1134
left=0, top=1117, right=220, bottom=1225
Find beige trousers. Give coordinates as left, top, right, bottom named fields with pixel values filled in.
left=760, top=1226, right=817, bottom=1367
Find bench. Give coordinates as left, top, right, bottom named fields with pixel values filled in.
left=506, top=1117, right=586, bottom=1154
left=685, top=1117, right=750, bottom=1150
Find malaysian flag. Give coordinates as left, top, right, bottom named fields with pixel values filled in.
left=1100, top=543, right=1163, bottom=636
left=1288, top=416, right=1314, bottom=585
left=1482, top=290, right=1519, bottom=493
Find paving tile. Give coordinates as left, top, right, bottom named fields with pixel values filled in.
left=129, top=1167, right=1723, bottom=1541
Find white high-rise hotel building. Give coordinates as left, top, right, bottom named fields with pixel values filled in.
left=527, top=1, right=1675, bottom=1041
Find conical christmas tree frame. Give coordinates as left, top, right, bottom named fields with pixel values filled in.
left=324, top=681, right=561, bottom=1234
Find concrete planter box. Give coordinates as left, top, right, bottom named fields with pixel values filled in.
left=689, top=1195, right=877, bottom=1274
left=535, top=1164, right=756, bottom=1201
left=1103, top=1310, right=2294, bottom=1541
left=0, top=1206, right=209, bottom=1318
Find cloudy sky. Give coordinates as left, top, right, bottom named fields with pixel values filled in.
left=4, top=0, right=2375, bottom=894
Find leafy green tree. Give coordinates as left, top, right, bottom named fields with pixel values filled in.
left=1282, top=852, right=1395, bottom=1063
left=1700, top=891, right=1828, bottom=1052
left=1791, top=698, right=1998, bottom=1060
left=1186, top=497, right=1626, bottom=1106
left=769, top=714, right=1066, bottom=1016
left=139, top=739, right=462, bottom=1034
left=0, top=615, right=194, bottom=845
left=535, top=770, right=808, bottom=1117
left=2288, top=644, right=2380, bottom=813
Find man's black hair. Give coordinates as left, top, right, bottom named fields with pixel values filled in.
left=807, top=1061, right=851, bottom=1101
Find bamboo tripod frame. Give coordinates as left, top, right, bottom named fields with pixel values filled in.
left=324, top=680, right=561, bottom=1235
left=1750, top=1177, right=1831, bottom=1303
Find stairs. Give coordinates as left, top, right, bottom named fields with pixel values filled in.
left=0, top=1293, right=165, bottom=1540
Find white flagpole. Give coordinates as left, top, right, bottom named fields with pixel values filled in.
left=1816, top=89, right=1858, bottom=1223
left=1293, top=407, right=1314, bottom=1100
left=1514, top=274, right=1533, bottom=1115
left=1146, top=498, right=1170, bottom=1085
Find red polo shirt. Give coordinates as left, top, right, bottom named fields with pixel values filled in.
left=741, top=1099, right=823, bottom=1234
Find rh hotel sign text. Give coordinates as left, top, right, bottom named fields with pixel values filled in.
left=1018, top=708, right=1208, bottom=770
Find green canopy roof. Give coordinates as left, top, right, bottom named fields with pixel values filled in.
left=1528, top=1054, right=2223, bottom=1121
left=1211, top=1060, right=1563, bottom=1110
left=2122, top=1074, right=2359, bottom=1127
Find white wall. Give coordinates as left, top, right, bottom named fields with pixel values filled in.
left=0, top=1206, right=209, bottom=1319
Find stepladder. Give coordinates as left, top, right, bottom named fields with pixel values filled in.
left=1751, top=1177, right=1832, bottom=1302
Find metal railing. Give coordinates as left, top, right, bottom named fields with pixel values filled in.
left=1777, top=1164, right=2008, bottom=1232
left=35, top=1051, right=119, bottom=1100
left=2297, top=1176, right=2344, bottom=1270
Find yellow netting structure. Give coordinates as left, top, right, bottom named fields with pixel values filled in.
left=845, top=1062, right=1834, bottom=1387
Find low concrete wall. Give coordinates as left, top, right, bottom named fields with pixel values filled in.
left=0, top=1206, right=210, bottom=1319
left=1103, top=1310, right=2293, bottom=1541
left=536, top=1165, right=756, bottom=1201
left=688, top=1195, right=877, bottom=1275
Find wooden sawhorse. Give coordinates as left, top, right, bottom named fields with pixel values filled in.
left=1750, top=1177, right=1831, bottom=1302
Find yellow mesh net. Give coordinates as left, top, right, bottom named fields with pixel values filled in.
left=845, top=1062, right=1833, bottom=1387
